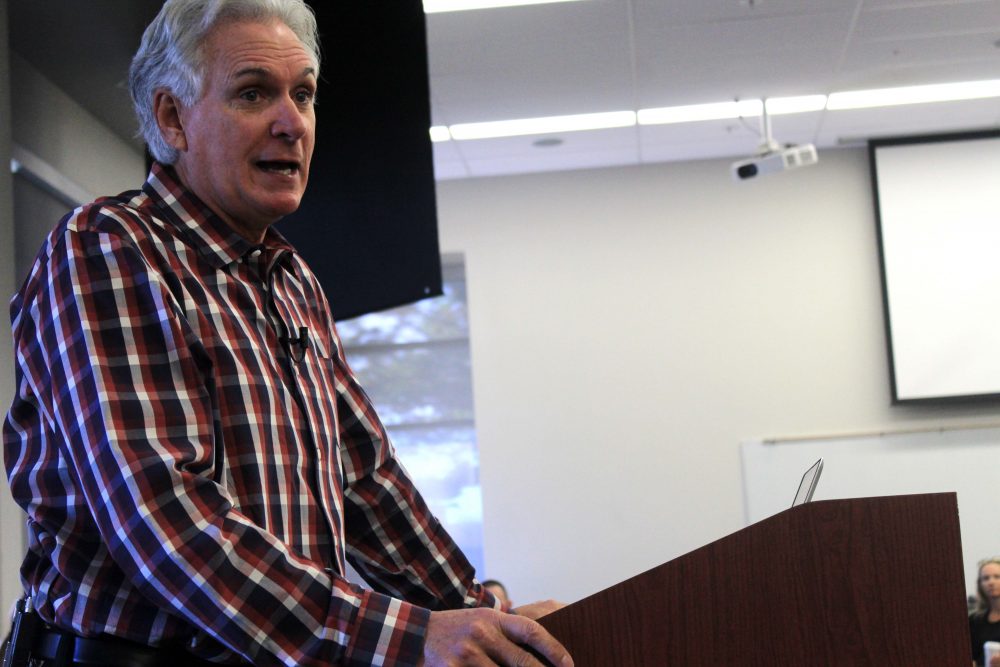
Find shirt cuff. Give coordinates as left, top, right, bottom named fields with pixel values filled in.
left=343, top=589, right=431, bottom=666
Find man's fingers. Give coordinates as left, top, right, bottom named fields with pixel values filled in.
left=496, top=613, right=573, bottom=667
left=421, top=608, right=573, bottom=667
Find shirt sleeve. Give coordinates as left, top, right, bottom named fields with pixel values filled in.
left=327, top=306, right=500, bottom=616
left=6, top=215, right=430, bottom=666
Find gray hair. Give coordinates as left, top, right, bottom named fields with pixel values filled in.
left=129, top=0, right=320, bottom=165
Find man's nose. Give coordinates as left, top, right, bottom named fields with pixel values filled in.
left=271, top=96, right=309, bottom=141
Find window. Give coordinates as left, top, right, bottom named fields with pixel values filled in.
left=336, top=257, right=484, bottom=572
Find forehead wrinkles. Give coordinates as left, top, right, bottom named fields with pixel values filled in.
left=224, top=43, right=315, bottom=79
left=203, top=24, right=317, bottom=86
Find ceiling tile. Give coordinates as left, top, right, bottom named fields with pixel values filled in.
left=427, top=0, right=634, bottom=123
left=841, top=33, right=1000, bottom=79
left=632, top=8, right=857, bottom=107
left=631, top=0, right=860, bottom=24
left=855, top=1, right=1000, bottom=40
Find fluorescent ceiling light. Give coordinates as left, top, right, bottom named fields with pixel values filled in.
left=827, top=80, right=1000, bottom=110
left=424, top=0, right=584, bottom=13
left=429, top=126, right=452, bottom=142
left=765, top=95, right=828, bottom=115
left=448, top=110, right=636, bottom=140
left=636, top=95, right=827, bottom=126
left=430, top=79, right=1000, bottom=142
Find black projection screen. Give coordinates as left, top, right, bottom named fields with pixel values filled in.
left=869, top=130, right=1000, bottom=404
left=277, top=2, right=443, bottom=321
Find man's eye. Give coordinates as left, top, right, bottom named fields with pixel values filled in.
left=296, top=89, right=315, bottom=104
left=240, top=90, right=260, bottom=102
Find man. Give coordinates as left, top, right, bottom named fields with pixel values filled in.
left=2, top=1, right=572, bottom=665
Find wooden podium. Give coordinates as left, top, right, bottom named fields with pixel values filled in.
left=537, top=493, right=971, bottom=666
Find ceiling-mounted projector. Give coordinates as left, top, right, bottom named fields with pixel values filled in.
left=730, top=98, right=819, bottom=181
left=731, top=143, right=818, bottom=180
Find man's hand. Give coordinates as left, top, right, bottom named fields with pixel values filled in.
left=420, top=607, right=573, bottom=666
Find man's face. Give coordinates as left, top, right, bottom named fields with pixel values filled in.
left=171, top=19, right=316, bottom=242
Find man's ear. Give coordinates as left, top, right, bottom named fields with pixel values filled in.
left=153, top=90, right=188, bottom=153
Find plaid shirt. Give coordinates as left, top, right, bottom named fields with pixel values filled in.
left=3, top=164, right=496, bottom=665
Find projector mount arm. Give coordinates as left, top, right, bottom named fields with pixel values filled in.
left=756, top=98, right=782, bottom=156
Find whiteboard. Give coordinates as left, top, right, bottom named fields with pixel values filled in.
left=741, top=426, right=1000, bottom=599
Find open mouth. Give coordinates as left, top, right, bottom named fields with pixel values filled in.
left=257, top=160, right=300, bottom=176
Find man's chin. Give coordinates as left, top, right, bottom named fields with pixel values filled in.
left=258, top=195, right=306, bottom=221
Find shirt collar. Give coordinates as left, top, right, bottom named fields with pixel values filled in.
left=142, top=162, right=298, bottom=271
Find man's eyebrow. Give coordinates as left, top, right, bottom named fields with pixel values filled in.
left=232, top=66, right=317, bottom=81
left=232, top=66, right=269, bottom=81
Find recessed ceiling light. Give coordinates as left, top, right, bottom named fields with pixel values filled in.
left=533, top=137, right=564, bottom=148
left=423, top=0, right=585, bottom=13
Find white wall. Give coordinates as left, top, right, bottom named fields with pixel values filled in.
left=435, top=149, right=1000, bottom=605
left=743, top=427, right=1000, bottom=598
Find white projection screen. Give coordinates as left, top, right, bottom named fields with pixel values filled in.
left=869, top=130, right=1000, bottom=403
